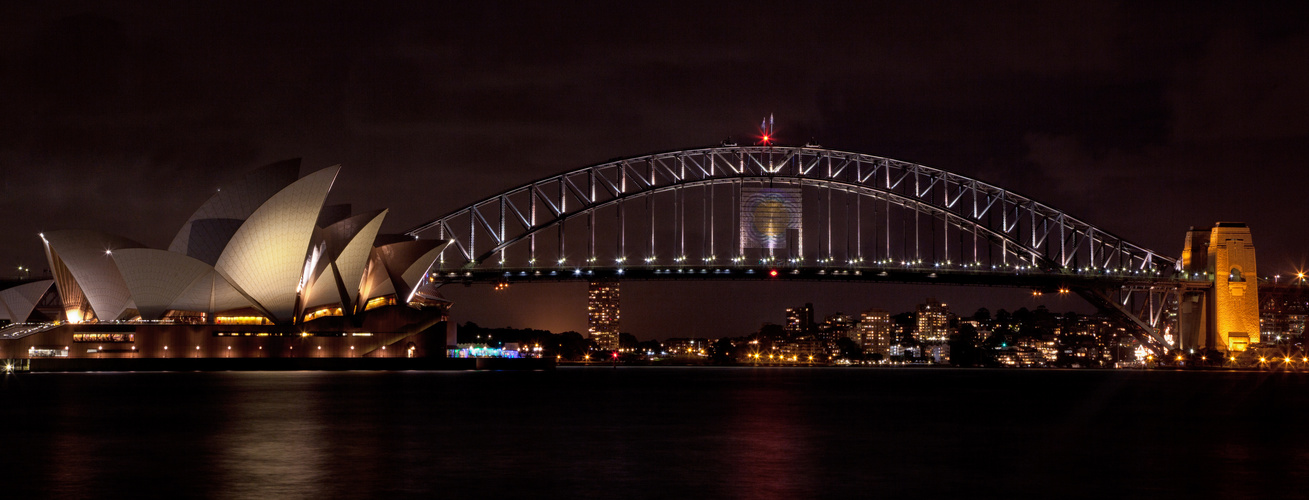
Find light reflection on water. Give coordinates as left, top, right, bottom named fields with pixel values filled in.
left=2, top=368, right=1308, bottom=499
left=213, top=373, right=328, bottom=500
left=724, top=384, right=814, bottom=498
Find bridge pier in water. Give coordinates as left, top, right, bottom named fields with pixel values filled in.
left=1177, top=223, right=1260, bottom=353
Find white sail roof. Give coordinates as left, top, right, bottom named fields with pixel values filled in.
left=303, top=210, right=387, bottom=311
left=360, top=239, right=449, bottom=305
left=111, top=249, right=253, bottom=319
left=169, top=159, right=301, bottom=265
left=304, top=264, right=340, bottom=312
left=214, top=165, right=340, bottom=323
left=42, top=230, right=144, bottom=321
left=170, top=270, right=253, bottom=315
left=358, top=256, right=395, bottom=307
left=396, top=242, right=447, bottom=302
left=37, top=161, right=439, bottom=326
left=0, top=280, right=53, bottom=322
left=333, top=211, right=388, bottom=308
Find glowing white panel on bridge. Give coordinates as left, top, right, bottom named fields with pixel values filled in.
left=740, top=186, right=802, bottom=250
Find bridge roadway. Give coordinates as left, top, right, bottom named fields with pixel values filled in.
left=438, top=263, right=1198, bottom=290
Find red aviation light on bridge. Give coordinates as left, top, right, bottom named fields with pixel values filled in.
left=757, top=114, right=775, bottom=145
left=769, top=269, right=779, bottom=277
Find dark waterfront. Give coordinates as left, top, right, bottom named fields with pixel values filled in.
left=2, top=368, right=1305, bottom=499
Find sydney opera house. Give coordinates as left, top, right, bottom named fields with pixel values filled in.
left=0, top=160, right=454, bottom=365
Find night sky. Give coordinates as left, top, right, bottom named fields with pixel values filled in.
left=3, top=2, right=1308, bottom=339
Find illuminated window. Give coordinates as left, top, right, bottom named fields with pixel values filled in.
left=364, top=296, right=397, bottom=311
left=29, top=347, right=69, bottom=357
left=216, top=316, right=270, bottom=325
left=302, top=307, right=344, bottom=322
left=72, top=333, right=134, bottom=343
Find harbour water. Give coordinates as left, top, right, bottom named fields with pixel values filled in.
left=1, top=367, right=1305, bottom=499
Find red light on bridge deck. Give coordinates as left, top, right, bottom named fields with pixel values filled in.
left=769, top=269, right=778, bottom=277
left=612, top=352, right=619, bottom=359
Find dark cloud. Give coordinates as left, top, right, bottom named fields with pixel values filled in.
left=2, top=1, right=1308, bottom=338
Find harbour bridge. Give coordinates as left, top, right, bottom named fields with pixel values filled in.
left=406, top=145, right=1253, bottom=355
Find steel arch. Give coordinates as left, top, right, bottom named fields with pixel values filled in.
left=407, top=146, right=1173, bottom=275
left=443, top=178, right=1052, bottom=269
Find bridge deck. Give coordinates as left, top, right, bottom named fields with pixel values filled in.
left=435, top=265, right=1207, bottom=291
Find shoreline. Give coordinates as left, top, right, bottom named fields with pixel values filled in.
left=5, top=356, right=554, bottom=372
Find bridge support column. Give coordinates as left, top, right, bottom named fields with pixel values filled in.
left=1177, top=223, right=1259, bottom=353
left=1177, top=228, right=1210, bottom=351
left=1176, top=290, right=1208, bottom=351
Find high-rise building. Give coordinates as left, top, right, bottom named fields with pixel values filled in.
left=858, top=308, right=892, bottom=358
left=916, top=298, right=952, bottom=363
left=588, top=280, right=620, bottom=351
left=785, top=303, right=814, bottom=337
left=821, top=312, right=854, bottom=353
left=915, top=298, right=951, bottom=343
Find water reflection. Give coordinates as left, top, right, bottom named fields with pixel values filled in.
left=48, top=397, right=98, bottom=498
left=212, top=373, right=327, bottom=500
left=5, top=369, right=1309, bottom=498
left=723, top=384, right=815, bottom=498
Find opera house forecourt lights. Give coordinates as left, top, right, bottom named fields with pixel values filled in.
left=0, top=160, right=462, bottom=368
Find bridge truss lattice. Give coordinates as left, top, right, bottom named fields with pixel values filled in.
left=407, top=146, right=1188, bottom=352
left=409, top=146, right=1173, bottom=274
